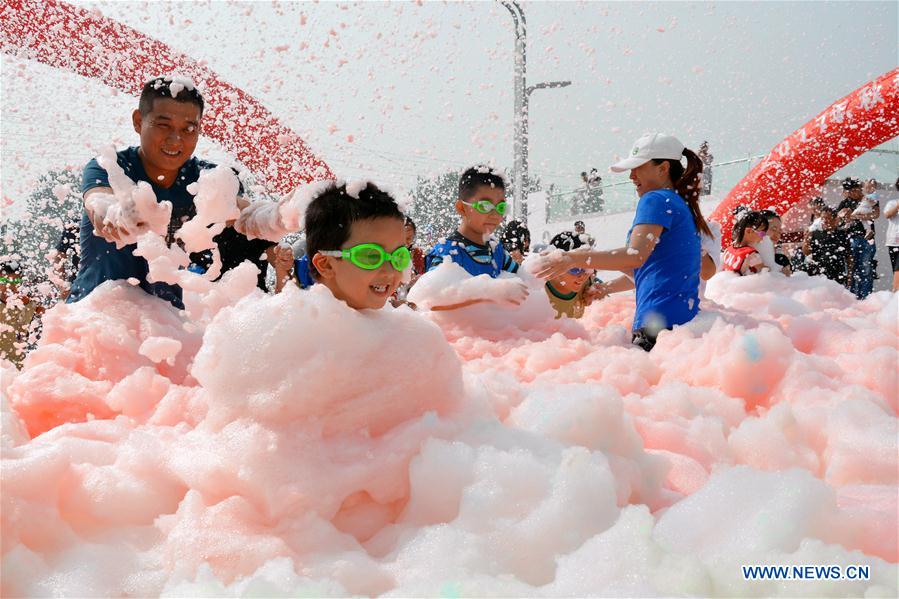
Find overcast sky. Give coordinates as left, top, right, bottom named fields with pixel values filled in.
left=2, top=0, right=897, bottom=208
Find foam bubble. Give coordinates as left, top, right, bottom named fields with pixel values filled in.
left=2, top=248, right=896, bottom=596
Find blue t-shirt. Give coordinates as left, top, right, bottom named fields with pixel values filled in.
left=628, top=189, right=701, bottom=332
left=425, top=231, right=519, bottom=278
left=294, top=255, right=316, bottom=289
left=69, top=147, right=264, bottom=308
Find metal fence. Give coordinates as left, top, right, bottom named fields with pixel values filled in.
left=544, top=141, right=899, bottom=224
left=545, top=154, right=765, bottom=223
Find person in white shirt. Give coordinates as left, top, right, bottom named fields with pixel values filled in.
left=883, top=177, right=899, bottom=292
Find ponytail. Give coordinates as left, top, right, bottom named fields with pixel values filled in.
left=653, top=148, right=711, bottom=237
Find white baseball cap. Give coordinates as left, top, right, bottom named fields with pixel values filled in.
left=609, top=133, right=685, bottom=173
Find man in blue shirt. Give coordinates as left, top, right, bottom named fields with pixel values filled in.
left=70, top=76, right=289, bottom=309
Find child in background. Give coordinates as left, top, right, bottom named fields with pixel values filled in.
left=543, top=231, right=599, bottom=319
left=293, top=253, right=316, bottom=289
left=759, top=209, right=791, bottom=275
left=792, top=198, right=828, bottom=274
left=0, top=262, right=43, bottom=368
left=721, top=211, right=769, bottom=275
left=392, top=217, right=426, bottom=305
left=808, top=197, right=827, bottom=232
left=424, top=165, right=527, bottom=311
left=500, top=220, right=531, bottom=264
left=306, top=182, right=410, bottom=310
left=404, top=217, right=426, bottom=276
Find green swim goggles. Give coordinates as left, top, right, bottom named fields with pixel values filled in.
left=319, top=243, right=411, bottom=271
left=462, top=199, right=508, bottom=216
left=0, top=277, right=22, bottom=285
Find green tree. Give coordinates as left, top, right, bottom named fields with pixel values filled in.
left=1, top=168, right=83, bottom=285
left=406, top=170, right=462, bottom=245
left=405, top=168, right=544, bottom=246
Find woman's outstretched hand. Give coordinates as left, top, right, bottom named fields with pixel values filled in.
left=533, top=249, right=577, bottom=280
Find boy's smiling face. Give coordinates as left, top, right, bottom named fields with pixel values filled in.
left=550, top=269, right=591, bottom=293
left=457, top=184, right=506, bottom=241
left=314, top=216, right=406, bottom=310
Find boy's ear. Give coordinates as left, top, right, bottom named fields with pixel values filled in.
left=455, top=199, right=466, bottom=217
left=310, top=253, right=336, bottom=280
left=132, top=109, right=143, bottom=135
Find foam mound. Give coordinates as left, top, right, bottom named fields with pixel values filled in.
left=2, top=269, right=896, bottom=596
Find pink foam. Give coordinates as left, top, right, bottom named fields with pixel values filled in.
left=1, top=268, right=896, bottom=594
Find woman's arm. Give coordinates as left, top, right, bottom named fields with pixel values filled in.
left=535, top=224, right=664, bottom=279
left=584, top=275, right=634, bottom=304
left=599, top=275, right=635, bottom=294
left=700, top=253, right=717, bottom=280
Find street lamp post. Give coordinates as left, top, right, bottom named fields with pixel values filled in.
left=501, top=0, right=571, bottom=223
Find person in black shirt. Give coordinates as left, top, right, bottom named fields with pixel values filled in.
left=52, top=222, right=81, bottom=299
left=804, top=207, right=849, bottom=286
left=837, top=177, right=879, bottom=298
left=71, top=76, right=293, bottom=309
left=188, top=225, right=285, bottom=292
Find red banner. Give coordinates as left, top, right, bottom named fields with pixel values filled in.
left=710, top=68, right=899, bottom=247
left=1, top=0, right=332, bottom=195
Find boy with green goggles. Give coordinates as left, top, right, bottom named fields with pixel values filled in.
left=319, top=243, right=411, bottom=272
left=418, top=165, right=528, bottom=311
left=304, top=181, right=411, bottom=310
left=461, top=199, right=508, bottom=216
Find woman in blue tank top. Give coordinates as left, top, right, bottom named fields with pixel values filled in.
left=536, top=133, right=713, bottom=351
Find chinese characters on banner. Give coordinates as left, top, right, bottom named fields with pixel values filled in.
left=712, top=68, right=898, bottom=248
left=0, top=0, right=332, bottom=195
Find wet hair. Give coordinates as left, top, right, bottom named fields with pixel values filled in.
left=759, top=209, right=781, bottom=223
left=651, top=148, right=712, bottom=237
left=305, top=182, right=405, bottom=280
left=819, top=206, right=838, bottom=219
left=549, top=230, right=585, bottom=252
left=574, top=220, right=585, bottom=228
left=732, top=210, right=769, bottom=246
left=895, top=177, right=899, bottom=192
left=841, top=177, right=861, bottom=191
left=458, top=165, right=505, bottom=201
left=138, top=76, right=205, bottom=117
left=404, top=216, right=416, bottom=234
left=501, top=220, right=531, bottom=253
left=1, top=262, right=21, bottom=276
left=732, top=205, right=750, bottom=219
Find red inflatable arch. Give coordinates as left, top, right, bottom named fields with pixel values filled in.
left=1, top=0, right=332, bottom=195
left=711, top=68, right=899, bottom=247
